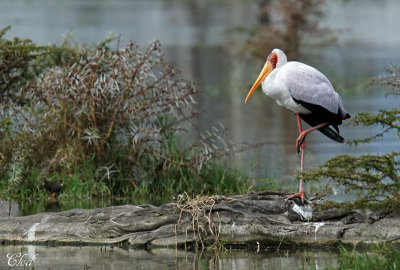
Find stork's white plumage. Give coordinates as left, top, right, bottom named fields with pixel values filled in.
left=245, top=49, right=350, bottom=203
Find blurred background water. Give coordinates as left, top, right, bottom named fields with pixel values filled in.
left=1, top=0, right=399, bottom=202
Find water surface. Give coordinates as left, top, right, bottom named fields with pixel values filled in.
left=0, top=245, right=339, bottom=270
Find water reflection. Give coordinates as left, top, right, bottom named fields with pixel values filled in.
left=44, top=199, right=62, bottom=213
left=0, top=245, right=339, bottom=270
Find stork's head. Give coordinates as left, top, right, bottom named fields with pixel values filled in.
left=245, top=48, right=287, bottom=104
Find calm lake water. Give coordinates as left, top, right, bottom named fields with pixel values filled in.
left=0, top=245, right=339, bottom=270
left=1, top=0, right=400, bottom=268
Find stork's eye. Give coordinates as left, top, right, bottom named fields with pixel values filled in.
left=268, top=53, right=278, bottom=68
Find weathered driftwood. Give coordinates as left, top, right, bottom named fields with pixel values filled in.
left=0, top=191, right=399, bottom=249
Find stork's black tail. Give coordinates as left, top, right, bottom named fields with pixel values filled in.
left=299, top=114, right=345, bottom=143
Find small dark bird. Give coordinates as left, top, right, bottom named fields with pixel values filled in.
left=43, top=179, right=63, bottom=199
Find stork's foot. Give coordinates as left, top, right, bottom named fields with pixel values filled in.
left=296, top=132, right=307, bottom=153
left=286, top=190, right=305, bottom=204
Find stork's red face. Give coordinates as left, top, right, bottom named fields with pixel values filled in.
left=267, top=51, right=278, bottom=69
left=245, top=51, right=278, bottom=104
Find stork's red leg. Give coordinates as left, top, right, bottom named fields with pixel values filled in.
left=288, top=115, right=331, bottom=203
left=296, top=121, right=330, bottom=152
left=287, top=114, right=307, bottom=203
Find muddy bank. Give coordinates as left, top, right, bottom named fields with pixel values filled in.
left=0, top=191, right=399, bottom=249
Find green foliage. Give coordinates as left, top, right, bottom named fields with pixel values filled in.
left=370, top=64, right=400, bottom=95
left=0, top=26, right=80, bottom=102
left=348, top=109, right=400, bottom=145
left=348, top=64, right=400, bottom=145
left=135, top=160, right=253, bottom=202
left=60, top=160, right=111, bottom=199
left=0, top=30, right=255, bottom=201
left=332, top=245, right=400, bottom=270
left=304, top=152, right=400, bottom=202
left=305, top=65, right=400, bottom=205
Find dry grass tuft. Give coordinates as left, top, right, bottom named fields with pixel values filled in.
left=174, top=192, right=235, bottom=250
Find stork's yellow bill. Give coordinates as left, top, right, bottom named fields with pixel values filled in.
left=245, top=60, right=275, bottom=104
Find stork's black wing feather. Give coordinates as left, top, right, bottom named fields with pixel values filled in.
left=293, top=97, right=344, bottom=126
left=299, top=113, right=344, bottom=143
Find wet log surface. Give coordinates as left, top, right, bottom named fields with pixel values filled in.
left=0, top=191, right=399, bottom=249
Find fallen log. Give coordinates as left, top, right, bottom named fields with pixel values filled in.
left=0, top=191, right=399, bottom=249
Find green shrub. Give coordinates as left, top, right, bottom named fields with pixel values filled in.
left=0, top=33, right=255, bottom=200
left=304, top=65, right=400, bottom=205
left=332, top=245, right=400, bottom=270
left=0, top=26, right=80, bottom=103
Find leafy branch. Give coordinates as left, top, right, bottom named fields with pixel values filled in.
left=348, top=109, right=400, bottom=145
left=305, top=64, right=400, bottom=204
left=304, top=152, right=400, bottom=202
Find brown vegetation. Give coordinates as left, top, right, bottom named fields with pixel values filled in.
left=248, top=0, right=334, bottom=60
